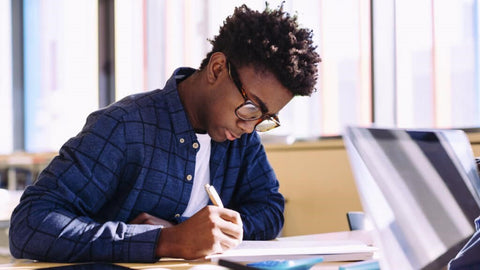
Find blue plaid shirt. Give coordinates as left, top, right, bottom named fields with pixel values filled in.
left=449, top=217, right=480, bottom=269
left=9, top=67, right=285, bottom=262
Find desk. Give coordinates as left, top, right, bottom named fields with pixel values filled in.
left=0, top=231, right=374, bottom=270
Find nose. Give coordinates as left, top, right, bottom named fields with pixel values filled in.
left=237, top=119, right=257, bottom=134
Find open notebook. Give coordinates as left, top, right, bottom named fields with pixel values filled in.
left=206, top=238, right=376, bottom=263
left=343, top=126, right=480, bottom=269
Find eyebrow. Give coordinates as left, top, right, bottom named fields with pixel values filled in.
left=248, top=93, right=270, bottom=115
left=229, top=61, right=273, bottom=115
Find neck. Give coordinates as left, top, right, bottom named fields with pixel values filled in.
left=177, top=70, right=207, bottom=133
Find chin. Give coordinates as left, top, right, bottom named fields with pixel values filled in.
left=211, top=136, right=228, bottom=143
left=208, top=130, right=227, bottom=143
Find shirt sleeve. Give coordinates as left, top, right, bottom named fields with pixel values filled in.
left=231, top=133, right=285, bottom=240
left=448, top=217, right=480, bottom=269
left=8, top=109, right=162, bottom=262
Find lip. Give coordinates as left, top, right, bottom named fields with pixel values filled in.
left=225, top=129, right=240, bottom=141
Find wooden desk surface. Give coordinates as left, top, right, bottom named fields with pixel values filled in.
left=0, top=261, right=351, bottom=270
left=0, top=258, right=351, bottom=270
left=0, top=231, right=374, bottom=270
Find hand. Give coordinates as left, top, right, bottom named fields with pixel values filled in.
left=130, top=212, right=175, bottom=228
left=156, top=205, right=243, bottom=260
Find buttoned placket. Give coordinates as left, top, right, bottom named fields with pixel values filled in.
left=174, top=136, right=201, bottom=221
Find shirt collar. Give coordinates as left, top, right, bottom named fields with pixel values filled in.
left=163, top=67, right=198, bottom=145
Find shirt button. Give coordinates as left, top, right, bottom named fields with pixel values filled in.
left=192, top=142, right=199, bottom=149
left=186, top=174, right=193, bottom=181
left=179, top=138, right=185, bottom=143
left=175, top=214, right=180, bottom=218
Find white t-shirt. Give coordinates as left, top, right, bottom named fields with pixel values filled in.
left=181, top=133, right=211, bottom=217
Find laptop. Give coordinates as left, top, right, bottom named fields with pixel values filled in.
left=343, top=126, right=480, bottom=270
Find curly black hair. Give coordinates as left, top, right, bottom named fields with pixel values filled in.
left=199, top=3, right=321, bottom=96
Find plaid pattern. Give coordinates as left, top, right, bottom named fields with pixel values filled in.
left=449, top=216, right=480, bottom=269
left=9, top=68, right=285, bottom=262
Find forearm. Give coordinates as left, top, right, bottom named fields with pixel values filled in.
left=449, top=218, right=480, bottom=269
left=9, top=196, right=161, bottom=262
left=234, top=133, right=285, bottom=239
left=239, top=192, right=285, bottom=240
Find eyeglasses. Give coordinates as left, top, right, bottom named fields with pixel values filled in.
left=227, top=62, right=280, bottom=132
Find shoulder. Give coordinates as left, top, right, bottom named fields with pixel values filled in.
left=87, top=89, right=173, bottom=125
left=101, top=67, right=195, bottom=121
left=75, top=90, right=171, bottom=141
left=110, top=89, right=167, bottom=118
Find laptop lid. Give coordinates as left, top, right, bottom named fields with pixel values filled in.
left=343, top=126, right=480, bottom=270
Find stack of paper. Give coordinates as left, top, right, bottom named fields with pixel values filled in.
left=206, top=239, right=377, bottom=263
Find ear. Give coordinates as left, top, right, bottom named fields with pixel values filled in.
left=206, top=52, right=227, bottom=84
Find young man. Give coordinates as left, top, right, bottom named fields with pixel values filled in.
left=9, top=4, right=320, bottom=262
left=449, top=216, right=480, bottom=269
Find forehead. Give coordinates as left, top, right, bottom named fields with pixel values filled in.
left=236, top=65, right=293, bottom=114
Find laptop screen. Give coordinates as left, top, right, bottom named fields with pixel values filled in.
left=343, top=127, right=480, bottom=269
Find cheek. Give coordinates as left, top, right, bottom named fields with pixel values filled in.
left=212, top=92, right=239, bottom=117
left=207, top=96, right=237, bottom=126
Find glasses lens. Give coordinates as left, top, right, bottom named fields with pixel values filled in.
left=236, top=102, right=263, bottom=120
left=255, top=118, right=280, bottom=132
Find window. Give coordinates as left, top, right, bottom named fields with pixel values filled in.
left=114, top=0, right=372, bottom=140
left=431, top=0, right=479, bottom=128
left=373, top=0, right=480, bottom=128
left=23, top=0, right=99, bottom=152
left=0, top=0, right=13, bottom=153
left=4, top=0, right=480, bottom=153
left=277, top=0, right=371, bottom=138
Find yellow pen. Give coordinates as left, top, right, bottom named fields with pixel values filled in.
left=205, top=184, right=224, bottom=208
